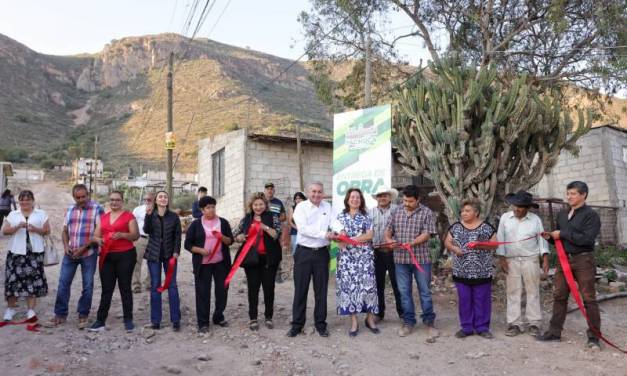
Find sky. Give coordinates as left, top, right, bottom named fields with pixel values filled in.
left=0, top=0, right=433, bottom=65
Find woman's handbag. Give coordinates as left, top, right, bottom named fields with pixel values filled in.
left=43, top=235, right=61, bottom=266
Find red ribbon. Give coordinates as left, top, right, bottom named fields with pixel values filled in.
left=336, top=235, right=424, bottom=273
left=467, top=235, right=538, bottom=250
left=156, top=257, right=177, bottom=293
left=98, top=232, right=113, bottom=271
left=204, top=230, right=223, bottom=262
left=0, top=315, right=40, bottom=332
left=224, top=222, right=261, bottom=288
left=554, top=239, right=626, bottom=353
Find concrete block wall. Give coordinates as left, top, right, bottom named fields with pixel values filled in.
left=605, top=128, right=627, bottom=245
left=197, top=129, right=247, bottom=222
left=245, top=140, right=333, bottom=208
left=535, top=126, right=627, bottom=245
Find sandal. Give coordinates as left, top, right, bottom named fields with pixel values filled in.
left=249, top=320, right=259, bottom=331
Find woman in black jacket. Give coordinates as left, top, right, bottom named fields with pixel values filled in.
left=233, top=192, right=281, bottom=331
left=184, top=195, right=233, bottom=333
left=144, top=191, right=182, bottom=331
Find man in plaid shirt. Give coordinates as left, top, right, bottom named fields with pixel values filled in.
left=44, top=184, right=104, bottom=329
left=385, top=185, right=439, bottom=342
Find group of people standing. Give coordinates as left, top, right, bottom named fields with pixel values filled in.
left=1, top=179, right=603, bottom=349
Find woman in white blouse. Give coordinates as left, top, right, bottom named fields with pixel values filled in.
left=1, top=190, right=50, bottom=321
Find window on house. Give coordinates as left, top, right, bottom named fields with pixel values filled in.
left=623, top=146, right=627, bottom=163
left=212, top=148, right=225, bottom=197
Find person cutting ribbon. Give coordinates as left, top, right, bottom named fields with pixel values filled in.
left=231, top=192, right=281, bottom=331
left=384, top=185, right=439, bottom=342
left=445, top=199, right=498, bottom=340
left=537, top=181, right=603, bottom=350
left=184, top=196, right=233, bottom=334
left=331, top=188, right=379, bottom=337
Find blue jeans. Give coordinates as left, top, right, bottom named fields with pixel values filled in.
left=148, top=259, right=181, bottom=325
left=54, top=253, right=98, bottom=318
left=395, top=263, right=436, bottom=327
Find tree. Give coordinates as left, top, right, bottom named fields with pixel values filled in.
left=299, top=0, right=400, bottom=109
left=393, top=61, right=592, bottom=221
left=389, top=0, right=626, bottom=94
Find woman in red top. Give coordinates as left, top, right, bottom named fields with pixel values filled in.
left=233, top=192, right=281, bottom=331
left=89, top=190, right=140, bottom=333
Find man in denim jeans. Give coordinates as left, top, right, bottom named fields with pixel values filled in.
left=44, top=184, right=103, bottom=329
left=384, top=185, right=439, bottom=343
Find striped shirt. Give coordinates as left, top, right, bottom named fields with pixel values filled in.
left=64, top=201, right=104, bottom=257
left=369, top=204, right=398, bottom=247
left=386, top=204, right=437, bottom=264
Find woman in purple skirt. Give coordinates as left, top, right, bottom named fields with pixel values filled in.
left=445, top=199, right=497, bottom=339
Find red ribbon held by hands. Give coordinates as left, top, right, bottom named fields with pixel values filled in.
left=98, top=232, right=113, bottom=271
left=466, top=235, right=538, bottom=250
left=205, top=230, right=223, bottom=262
left=336, top=235, right=424, bottom=273
left=156, top=257, right=177, bottom=293
left=224, top=222, right=261, bottom=288
left=554, top=239, right=626, bottom=353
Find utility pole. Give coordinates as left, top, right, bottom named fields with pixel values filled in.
left=93, top=135, right=98, bottom=196
left=166, top=52, right=174, bottom=199
left=364, top=27, right=372, bottom=107
left=295, top=120, right=304, bottom=192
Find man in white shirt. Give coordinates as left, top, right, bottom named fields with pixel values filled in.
left=287, top=181, right=333, bottom=337
left=496, top=190, right=549, bottom=337
left=132, top=192, right=154, bottom=293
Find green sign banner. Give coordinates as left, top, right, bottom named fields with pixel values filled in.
left=330, top=104, right=392, bottom=270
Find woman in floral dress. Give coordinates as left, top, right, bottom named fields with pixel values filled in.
left=333, top=188, right=379, bottom=337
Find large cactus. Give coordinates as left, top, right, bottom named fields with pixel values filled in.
left=393, top=62, right=591, bottom=223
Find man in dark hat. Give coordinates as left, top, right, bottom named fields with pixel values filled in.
left=496, top=190, right=549, bottom=337
left=538, top=181, right=602, bottom=349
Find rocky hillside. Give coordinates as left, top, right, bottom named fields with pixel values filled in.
left=0, top=33, right=332, bottom=172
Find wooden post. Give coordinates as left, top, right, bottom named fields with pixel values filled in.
left=166, top=52, right=174, bottom=199
left=296, top=121, right=304, bottom=191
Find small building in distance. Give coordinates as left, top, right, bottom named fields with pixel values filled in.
left=534, top=124, right=627, bottom=246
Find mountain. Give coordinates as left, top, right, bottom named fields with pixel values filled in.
left=1, top=33, right=625, bottom=173
left=0, top=33, right=333, bottom=173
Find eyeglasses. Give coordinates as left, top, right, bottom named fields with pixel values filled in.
left=110, top=198, right=123, bottom=202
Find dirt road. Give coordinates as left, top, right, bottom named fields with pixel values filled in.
left=0, top=181, right=625, bottom=376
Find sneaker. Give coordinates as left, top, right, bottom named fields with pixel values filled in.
left=478, top=331, right=494, bottom=339
left=88, top=320, right=106, bottom=332
left=26, top=309, right=37, bottom=320
left=398, top=325, right=413, bottom=337
left=264, top=319, right=274, bottom=329
left=78, top=317, right=89, bottom=330
left=587, top=337, right=601, bottom=350
left=132, top=286, right=142, bottom=294
left=505, top=325, right=522, bottom=337
left=528, top=325, right=540, bottom=337
left=3, top=308, right=16, bottom=321
left=43, top=316, right=66, bottom=328
left=249, top=320, right=259, bottom=331
left=537, top=332, right=561, bottom=342
left=172, top=322, right=181, bottom=332
left=124, top=320, right=135, bottom=333
left=215, top=320, right=229, bottom=328
left=151, top=323, right=161, bottom=330
left=286, top=327, right=302, bottom=337
left=198, top=326, right=209, bottom=334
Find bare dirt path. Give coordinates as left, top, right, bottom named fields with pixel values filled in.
left=0, top=180, right=625, bottom=376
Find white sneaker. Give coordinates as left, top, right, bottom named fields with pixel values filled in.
left=26, top=309, right=37, bottom=320
left=3, top=308, right=16, bottom=321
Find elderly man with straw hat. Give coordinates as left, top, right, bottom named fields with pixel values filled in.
left=496, top=190, right=549, bottom=337
left=369, top=186, right=403, bottom=323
